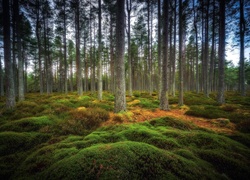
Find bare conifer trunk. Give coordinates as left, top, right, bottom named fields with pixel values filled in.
left=217, top=0, right=225, bottom=104
left=3, top=0, right=16, bottom=108
left=160, top=0, right=170, bottom=110
left=115, top=0, right=126, bottom=113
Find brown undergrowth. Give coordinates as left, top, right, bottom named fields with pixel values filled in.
left=104, top=105, right=236, bottom=134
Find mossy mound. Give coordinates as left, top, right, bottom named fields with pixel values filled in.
left=0, top=116, right=57, bottom=132
left=6, top=117, right=249, bottom=179
left=15, top=141, right=224, bottom=180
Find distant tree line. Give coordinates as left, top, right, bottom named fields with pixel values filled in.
left=0, top=0, right=249, bottom=111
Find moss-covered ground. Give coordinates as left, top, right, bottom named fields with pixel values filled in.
left=0, top=91, right=249, bottom=179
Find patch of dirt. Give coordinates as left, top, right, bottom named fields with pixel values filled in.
left=103, top=105, right=236, bottom=134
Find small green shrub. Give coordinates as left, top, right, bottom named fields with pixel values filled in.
left=59, top=108, right=110, bottom=134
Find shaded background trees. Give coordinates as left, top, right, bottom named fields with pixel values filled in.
left=0, top=0, right=250, bottom=109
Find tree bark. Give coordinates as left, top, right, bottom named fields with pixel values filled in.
left=126, top=0, right=132, bottom=97
left=178, top=0, right=184, bottom=106
left=14, top=0, right=25, bottom=101
left=36, top=0, right=43, bottom=94
left=0, top=55, right=4, bottom=96
left=63, top=0, right=68, bottom=94
left=239, top=0, right=246, bottom=96
left=98, top=0, right=103, bottom=100
left=3, top=0, right=16, bottom=108
left=75, top=0, right=83, bottom=96
left=115, top=0, right=126, bottom=113
left=157, top=0, right=162, bottom=99
left=160, top=0, right=170, bottom=111
left=217, top=0, right=225, bottom=104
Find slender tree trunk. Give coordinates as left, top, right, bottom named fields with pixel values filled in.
left=63, top=1, right=68, bottom=94
left=14, top=0, right=24, bottom=101
left=36, top=0, right=43, bottom=94
left=193, top=0, right=199, bottom=93
left=12, top=0, right=18, bottom=98
left=43, top=13, right=49, bottom=94
left=0, top=55, right=4, bottom=96
left=126, top=0, right=132, bottom=96
left=75, top=0, right=82, bottom=96
left=98, top=0, right=103, bottom=100
left=204, top=0, right=210, bottom=97
left=239, top=0, right=246, bottom=96
left=160, top=0, right=170, bottom=110
left=3, top=0, right=16, bottom=108
left=147, top=0, right=152, bottom=95
left=115, top=0, right=126, bottom=113
left=217, top=0, right=225, bottom=104
left=209, top=0, right=215, bottom=93
left=84, top=36, right=88, bottom=92
left=158, top=0, right=162, bottom=99
left=178, top=0, right=184, bottom=106
left=172, top=0, right=177, bottom=97
left=110, top=15, right=115, bottom=93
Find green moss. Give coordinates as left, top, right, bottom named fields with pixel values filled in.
left=185, top=105, right=227, bottom=119
left=0, top=131, right=50, bottom=156
left=0, top=116, right=57, bottom=132
left=137, top=98, right=158, bottom=109
left=149, top=117, right=197, bottom=130
left=16, top=141, right=223, bottom=179
left=197, top=150, right=250, bottom=179
left=0, top=92, right=249, bottom=179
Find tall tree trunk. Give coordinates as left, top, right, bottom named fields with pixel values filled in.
left=98, top=0, right=103, bottom=100
left=63, top=0, right=68, bottom=94
left=90, top=11, right=95, bottom=94
left=239, top=0, right=246, bottom=96
left=14, top=0, right=24, bottom=101
left=172, top=0, right=177, bottom=97
left=12, top=0, right=18, bottom=98
left=3, top=0, right=16, bottom=108
left=209, top=0, right=215, bottom=93
left=126, top=0, right=132, bottom=96
left=204, top=0, right=210, bottom=97
left=0, top=55, right=4, bottom=96
left=84, top=35, right=88, bottom=92
left=157, top=0, right=162, bottom=99
left=147, top=0, right=152, bottom=95
left=110, top=15, right=115, bottom=94
left=160, top=0, right=170, bottom=111
left=178, top=0, right=184, bottom=106
left=115, top=0, right=126, bottom=113
left=43, top=12, right=49, bottom=94
left=75, top=0, right=82, bottom=96
left=217, top=0, right=225, bottom=104
left=36, top=0, right=43, bottom=94
left=193, top=0, right=199, bottom=93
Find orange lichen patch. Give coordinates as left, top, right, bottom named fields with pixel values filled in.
left=102, top=106, right=236, bottom=134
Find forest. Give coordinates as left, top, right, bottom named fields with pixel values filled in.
left=0, top=0, right=250, bottom=179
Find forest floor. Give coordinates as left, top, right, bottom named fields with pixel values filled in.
left=106, top=106, right=236, bottom=134
left=0, top=91, right=249, bottom=179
